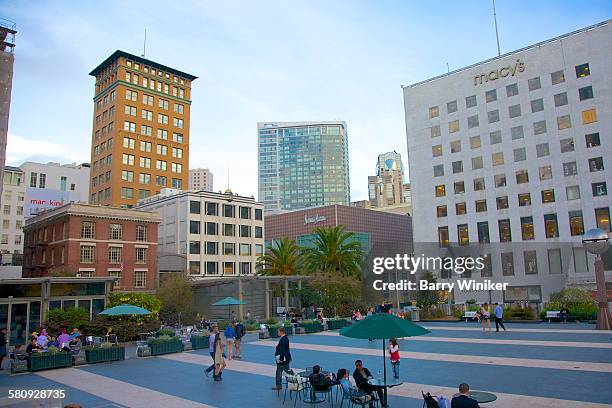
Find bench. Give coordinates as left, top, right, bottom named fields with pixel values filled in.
left=462, top=311, right=477, bottom=322
left=545, top=311, right=561, bottom=323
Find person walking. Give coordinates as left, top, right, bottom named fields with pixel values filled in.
left=213, top=330, right=226, bottom=381
left=204, top=324, right=219, bottom=377
left=480, top=303, right=492, bottom=332
left=493, top=303, right=506, bottom=332
left=388, top=338, right=400, bottom=379
left=224, top=322, right=236, bottom=360
left=0, top=328, right=7, bottom=370
left=273, top=327, right=292, bottom=390
left=234, top=320, right=245, bottom=359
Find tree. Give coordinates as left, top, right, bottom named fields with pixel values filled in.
left=293, top=273, right=363, bottom=317
left=303, top=226, right=364, bottom=279
left=416, top=271, right=440, bottom=308
left=156, top=273, right=194, bottom=324
left=257, top=237, right=304, bottom=276
left=108, top=292, right=162, bottom=318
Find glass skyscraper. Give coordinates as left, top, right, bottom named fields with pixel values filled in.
left=258, top=121, right=350, bottom=212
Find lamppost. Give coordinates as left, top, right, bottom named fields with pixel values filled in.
left=582, top=228, right=611, bottom=330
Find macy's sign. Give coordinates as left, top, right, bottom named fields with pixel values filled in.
left=474, top=59, right=525, bottom=86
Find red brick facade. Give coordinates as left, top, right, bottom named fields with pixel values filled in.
left=22, top=203, right=160, bottom=291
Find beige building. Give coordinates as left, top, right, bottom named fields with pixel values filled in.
left=88, top=50, right=197, bottom=208
left=189, top=168, right=213, bottom=191
left=0, top=166, right=24, bottom=266
left=368, top=151, right=410, bottom=209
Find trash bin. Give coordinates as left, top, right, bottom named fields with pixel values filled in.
left=410, top=310, right=420, bottom=322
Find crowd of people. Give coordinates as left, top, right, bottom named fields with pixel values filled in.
left=23, top=328, right=83, bottom=355
left=203, top=320, right=245, bottom=382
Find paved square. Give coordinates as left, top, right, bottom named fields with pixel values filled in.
left=1, top=322, right=611, bottom=407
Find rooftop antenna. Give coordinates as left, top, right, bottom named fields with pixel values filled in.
left=141, top=28, right=147, bottom=58
left=446, top=62, right=450, bottom=73
left=493, top=0, right=501, bottom=56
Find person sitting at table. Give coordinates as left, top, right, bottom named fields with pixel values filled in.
left=451, top=383, right=480, bottom=408
left=26, top=338, right=43, bottom=355
left=57, top=329, right=71, bottom=351
left=36, top=329, right=50, bottom=348
left=560, top=306, right=570, bottom=324
left=69, top=328, right=81, bottom=339
left=308, top=365, right=332, bottom=391
left=352, top=360, right=384, bottom=406
left=69, top=335, right=82, bottom=355
left=47, top=335, right=59, bottom=348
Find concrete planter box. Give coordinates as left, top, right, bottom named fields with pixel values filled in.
left=294, top=327, right=306, bottom=335
left=27, top=352, right=72, bottom=372
left=190, top=336, right=209, bottom=350
left=299, top=322, right=323, bottom=333
left=137, top=346, right=151, bottom=357
left=148, top=339, right=184, bottom=356
left=327, top=319, right=348, bottom=330
left=85, top=347, right=125, bottom=364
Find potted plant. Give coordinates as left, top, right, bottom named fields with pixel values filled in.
left=27, top=347, right=72, bottom=371
left=148, top=335, right=184, bottom=355
left=190, top=330, right=210, bottom=350
left=85, top=342, right=126, bottom=364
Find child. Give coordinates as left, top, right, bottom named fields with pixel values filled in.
left=388, top=338, right=400, bottom=379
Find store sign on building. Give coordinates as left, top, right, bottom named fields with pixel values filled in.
left=474, top=59, right=525, bottom=85
left=304, top=215, right=326, bottom=225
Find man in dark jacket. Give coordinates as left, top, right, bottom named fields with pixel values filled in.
left=273, top=327, right=292, bottom=390
left=352, top=360, right=384, bottom=406
left=451, top=383, right=480, bottom=408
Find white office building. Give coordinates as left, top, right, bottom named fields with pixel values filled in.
left=0, top=166, right=24, bottom=268
left=136, top=188, right=264, bottom=279
left=189, top=168, right=213, bottom=191
left=403, top=20, right=612, bottom=304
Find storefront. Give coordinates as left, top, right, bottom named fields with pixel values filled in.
left=0, top=277, right=115, bottom=346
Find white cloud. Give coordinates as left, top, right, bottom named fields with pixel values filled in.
left=5, top=133, right=90, bottom=167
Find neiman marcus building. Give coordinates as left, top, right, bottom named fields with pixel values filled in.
left=403, top=21, right=612, bottom=304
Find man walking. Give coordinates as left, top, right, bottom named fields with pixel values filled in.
left=204, top=324, right=219, bottom=377
left=493, top=303, right=506, bottom=332
left=234, top=320, right=245, bottom=359
left=273, top=327, right=292, bottom=390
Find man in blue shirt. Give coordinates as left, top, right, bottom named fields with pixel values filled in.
left=493, top=303, right=506, bottom=332
left=204, top=324, right=219, bottom=377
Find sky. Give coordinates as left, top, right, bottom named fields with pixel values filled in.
left=1, top=0, right=611, bottom=201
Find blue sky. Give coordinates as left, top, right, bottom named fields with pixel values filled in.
left=2, top=1, right=610, bottom=200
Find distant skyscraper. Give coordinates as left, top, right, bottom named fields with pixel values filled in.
left=88, top=50, right=196, bottom=207
left=189, top=168, right=213, bottom=191
left=258, top=121, right=350, bottom=212
left=0, top=20, right=16, bottom=209
left=368, top=151, right=406, bottom=208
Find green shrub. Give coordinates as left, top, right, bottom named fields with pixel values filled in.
left=148, top=334, right=178, bottom=344
left=100, top=342, right=113, bottom=349
left=541, top=288, right=597, bottom=320
left=504, top=307, right=535, bottom=320
left=46, top=307, right=90, bottom=334
left=47, top=346, right=60, bottom=354
left=156, top=329, right=175, bottom=337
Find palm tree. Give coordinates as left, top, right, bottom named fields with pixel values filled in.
left=303, top=226, right=364, bottom=279
left=256, top=237, right=303, bottom=276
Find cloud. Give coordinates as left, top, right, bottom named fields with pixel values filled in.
left=5, top=133, right=90, bottom=167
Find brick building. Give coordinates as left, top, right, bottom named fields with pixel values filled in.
left=22, top=203, right=160, bottom=291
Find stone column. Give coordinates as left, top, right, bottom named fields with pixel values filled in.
left=237, top=278, right=244, bottom=320
left=264, top=279, right=270, bottom=320
left=284, top=278, right=290, bottom=315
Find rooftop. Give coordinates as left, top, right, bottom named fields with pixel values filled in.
left=24, top=202, right=161, bottom=227
left=136, top=188, right=261, bottom=208
left=257, top=121, right=347, bottom=129
left=89, top=50, right=197, bottom=81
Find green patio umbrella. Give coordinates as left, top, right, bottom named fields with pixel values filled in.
left=339, top=313, right=430, bottom=406
left=99, top=304, right=152, bottom=316
left=212, top=297, right=246, bottom=320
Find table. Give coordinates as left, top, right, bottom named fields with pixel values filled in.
left=453, top=391, right=497, bottom=403
left=367, top=379, right=403, bottom=407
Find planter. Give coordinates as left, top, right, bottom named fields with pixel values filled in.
left=268, top=326, right=280, bottom=338
left=148, top=339, right=184, bottom=356
left=327, top=320, right=347, bottom=330
left=85, top=346, right=125, bottom=364
left=299, top=322, right=323, bottom=333
left=190, top=336, right=209, bottom=350
left=27, top=352, right=72, bottom=372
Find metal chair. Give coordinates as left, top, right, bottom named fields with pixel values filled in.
left=283, top=374, right=309, bottom=407
left=422, top=391, right=440, bottom=408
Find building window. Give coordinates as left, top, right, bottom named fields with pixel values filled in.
left=190, top=201, right=201, bottom=214
left=533, top=120, right=547, bottom=135
left=467, top=115, right=479, bottom=128
left=498, top=219, right=511, bottom=242
left=136, top=225, right=147, bottom=241
left=435, top=185, right=446, bottom=197
left=189, top=262, right=200, bottom=275
left=428, top=106, right=439, bottom=119
left=514, top=148, right=526, bottom=162
left=494, top=174, right=506, bottom=188
left=239, top=206, right=251, bottom=219
left=575, top=63, right=590, bottom=78
left=518, top=193, right=531, bottom=207
left=205, top=242, right=218, bottom=255
left=489, top=130, right=502, bottom=145
left=438, top=227, right=449, bottom=247
left=560, top=138, right=575, bottom=153
left=223, top=204, right=235, bottom=218
left=239, top=225, right=251, bottom=238
left=536, top=143, right=549, bottom=158
left=436, top=205, right=447, bottom=218
left=109, top=224, right=122, bottom=240
left=121, top=170, right=134, bottom=182
left=120, top=187, right=133, bottom=199
left=465, top=95, right=477, bottom=108
left=566, top=185, right=581, bottom=201
left=449, top=140, right=462, bottom=154
left=469, top=135, right=481, bottom=149
left=539, top=165, right=552, bottom=180
left=528, top=77, right=541, bottom=91
left=108, top=247, right=122, bottom=263
left=470, top=156, right=482, bottom=170
left=501, top=252, right=514, bottom=276
left=255, top=226, right=263, bottom=238
left=530, top=98, right=544, bottom=113
left=563, top=162, right=577, bottom=177
left=551, top=70, right=565, bottom=85
left=496, top=196, right=509, bottom=210
left=521, top=216, right=535, bottom=240
left=223, top=224, right=235, bottom=236
left=134, top=271, right=147, bottom=288
left=475, top=199, right=487, bottom=213
left=109, top=271, right=121, bottom=288
left=473, top=177, right=485, bottom=191
left=492, top=152, right=504, bottom=166
left=595, top=207, right=611, bottom=232
left=240, top=262, right=251, bottom=275
left=223, top=262, right=235, bottom=275
left=255, top=208, right=263, bottom=220
left=548, top=249, right=563, bottom=274
left=452, top=161, right=463, bottom=174
left=487, top=110, right=499, bottom=124
left=206, top=202, right=218, bottom=216
left=524, top=251, right=538, bottom=275
left=569, top=211, right=585, bottom=236
left=206, top=222, right=218, bottom=235
left=432, top=145, right=442, bottom=157
left=477, top=222, right=489, bottom=244
left=430, top=125, right=441, bottom=138
left=189, top=241, right=201, bottom=254
left=541, top=189, right=555, bottom=203
left=585, top=133, right=600, bottom=148
left=457, top=224, right=469, bottom=246
left=455, top=202, right=467, bottom=215
left=448, top=120, right=460, bottom=133
left=573, top=247, right=588, bottom=273
left=485, top=89, right=497, bottom=103
left=206, top=262, right=218, bottom=275
left=240, top=243, right=251, bottom=256
left=592, top=182, right=607, bottom=197
left=433, top=165, right=444, bottom=177
left=589, top=157, right=604, bottom=172
left=81, top=221, right=95, bottom=239
left=509, top=104, right=522, bottom=119
left=579, top=86, right=594, bottom=101
left=447, top=100, right=457, bottom=114
left=557, top=115, right=572, bottom=130
left=582, top=108, right=597, bottom=124
left=554, top=92, right=568, bottom=107
left=221, top=242, right=233, bottom=255
left=544, top=213, right=559, bottom=238
left=506, top=83, right=518, bottom=97
left=136, top=247, right=147, bottom=264
left=80, top=245, right=95, bottom=264
left=190, top=220, right=200, bottom=235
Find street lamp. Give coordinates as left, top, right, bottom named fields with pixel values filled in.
left=582, top=228, right=611, bottom=330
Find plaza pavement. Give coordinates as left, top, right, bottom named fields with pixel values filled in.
left=0, top=321, right=611, bottom=407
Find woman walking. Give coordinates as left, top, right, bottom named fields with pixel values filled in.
left=224, top=322, right=236, bottom=360
left=214, top=331, right=226, bottom=381
left=388, top=338, right=400, bottom=379
left=480, top=303, right=492, bottom=332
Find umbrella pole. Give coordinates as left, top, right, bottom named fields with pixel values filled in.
left=382, top=338, right=388, bottom=407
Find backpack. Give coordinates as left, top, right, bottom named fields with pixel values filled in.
left=235, top=324, right=245, bottom=338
